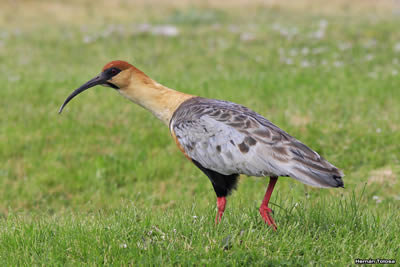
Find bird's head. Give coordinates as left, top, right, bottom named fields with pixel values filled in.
left=59, top=60, right=139, bottom=113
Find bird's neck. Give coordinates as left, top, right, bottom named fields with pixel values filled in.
left=118, top=72, right=195, bottom=125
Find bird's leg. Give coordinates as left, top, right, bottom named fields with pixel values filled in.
left=215, top=196, right=226, bottom=224
left=259, top=176, right=278, bottom=230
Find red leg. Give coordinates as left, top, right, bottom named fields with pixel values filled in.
left=259, top=176, right=278, bottom=230
left=215, top=197, right=226, bottom=224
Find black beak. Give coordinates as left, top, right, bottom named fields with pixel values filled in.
left=58, top=73, right=109, bottom=114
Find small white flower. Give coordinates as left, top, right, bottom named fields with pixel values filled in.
left=289, top=49, right=298, bottom=56
left=372, top=195, right=382, bottom=203
left=301, top=47, right=309, bottom=55
left=313, top=29, right=325, bottom=39
left=364, top=39, right=377, bottom=48
left=211, top=23, right=221, bottom=29
left=285, top=58, right=293, bottom=65
left=392, top=69, right=398, bottom=76
left=151, top=25, right=179, bottom=37
left=338, top=43, right=352, bottom=51
left=137, top=23, right=151, bottom=33
left=333, top=61, right=343, bottom=67
left=312, top=47, right=325, bottom=54
left=120, top=243, right=127, bottom=248
left=394, top=43, right=400, bottom=53
left=193, top=215, right=198, bottom=219
left=376, top=128, right=382, bottom=133
left=8, top=75, right=20, bottom=82
left=280, top=29, right=289, bottom=37
left=255, top=56, right=262, bottom=62
left=228, top=25, right=240, bottom=33
left=0, top=31, right=10, bottom=39
left=83, top=35, right=94, bottom=44
left=365, top=54, right=374, bottom=61
left=14, top=28, right=22, bottom=36
left=240, top=32, right=255, bottom=42
left=272, top=23, right=281, bottom=31
left=319, top=19, right=328, bottom=29
left=301, top=60, right=311, bottom=68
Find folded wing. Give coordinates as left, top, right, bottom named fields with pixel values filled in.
left=170, top=97, right=344, bottom=188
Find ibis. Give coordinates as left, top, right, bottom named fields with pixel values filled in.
left=59, top=60, right=344, bottom=229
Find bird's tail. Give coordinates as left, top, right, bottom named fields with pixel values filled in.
left=287, top=141, right=344, bottom=188
left=288, top=159, right=344, bottom=188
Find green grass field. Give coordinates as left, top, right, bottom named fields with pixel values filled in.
left=1, top=0, right=399, bottom=265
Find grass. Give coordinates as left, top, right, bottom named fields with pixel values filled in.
left=1, top=194, right=399, bottom=265
left=1, top=0, right=400, bottom=265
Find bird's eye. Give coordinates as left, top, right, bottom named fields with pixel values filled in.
left=105, top=67, right=120, bottom=78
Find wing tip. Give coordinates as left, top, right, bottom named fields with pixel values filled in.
left=332, top=173, right=345, bottom=188
left=290, top=166, right=345, bottom=188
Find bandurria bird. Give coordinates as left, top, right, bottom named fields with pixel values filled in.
left=59, top=60, right=344, bottom=230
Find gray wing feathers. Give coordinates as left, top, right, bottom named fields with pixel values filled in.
left=171, top=97, right=344, bottom=188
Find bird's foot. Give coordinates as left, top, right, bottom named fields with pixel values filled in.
left=259, top=206, right=277, bottom=230
left=215, top=211, right=223, bottom=224
left=215, top=197, right=226, bottom=225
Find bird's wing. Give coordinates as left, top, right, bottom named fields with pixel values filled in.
left=170, top=97, right=344, bottom=188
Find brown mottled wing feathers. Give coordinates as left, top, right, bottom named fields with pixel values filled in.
left=170, top=97, right=344, bottom=188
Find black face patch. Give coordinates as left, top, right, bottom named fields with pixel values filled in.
left=103, top=67, right=121, bottom=80
left=102, top=67, right=121, bottom=89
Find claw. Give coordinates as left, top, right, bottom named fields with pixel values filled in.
left=259, top=206, right=277, bottom=230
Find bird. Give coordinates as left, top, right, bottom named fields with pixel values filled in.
left=59, top=60, right=344, bottom=230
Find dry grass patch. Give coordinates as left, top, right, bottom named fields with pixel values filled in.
left=368, top=166, right=398, bottom=186
left=1, top=0, right=399, bottom=28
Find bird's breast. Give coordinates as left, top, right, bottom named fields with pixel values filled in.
left=170, top=129, right=192, bottom=161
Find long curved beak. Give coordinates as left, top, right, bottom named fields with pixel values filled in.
left=58, top=74, right=106, bottom=114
